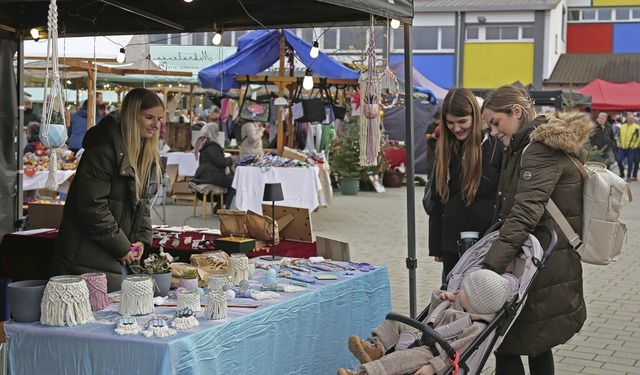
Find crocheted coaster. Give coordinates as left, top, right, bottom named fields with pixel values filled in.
left=40, top=275, right=95, bottom=326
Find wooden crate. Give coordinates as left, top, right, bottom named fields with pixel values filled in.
left=166, top=122, right=192, bottom=151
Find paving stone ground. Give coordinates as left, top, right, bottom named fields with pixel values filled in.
left=158, top=178, right=640, bottom=374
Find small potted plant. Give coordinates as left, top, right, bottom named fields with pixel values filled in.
left=179, top=269, right=199, bottom=291
left=130, top=247, right=178, bottom=297
left=329, top=118, right=369, bottom=195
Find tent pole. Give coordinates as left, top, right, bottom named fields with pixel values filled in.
left=16, top=34, right=25, bottom=231
left=403, top=22, right=417, bottom=319
left=277, top=30, right=285, bottom=155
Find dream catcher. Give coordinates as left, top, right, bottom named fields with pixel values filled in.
left=39, top=0, right=68, bottom=190
left=358, top=18, right=399, bottom=166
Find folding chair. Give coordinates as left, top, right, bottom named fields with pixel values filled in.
left=149, top=156, right=169, bottom=225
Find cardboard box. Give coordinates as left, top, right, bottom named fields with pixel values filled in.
left=215, top=237, right=256, bottom=254
left=28, top=202, right=65, bottom=229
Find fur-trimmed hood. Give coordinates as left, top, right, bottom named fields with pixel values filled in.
left=529, top=112, right=594, bottom=157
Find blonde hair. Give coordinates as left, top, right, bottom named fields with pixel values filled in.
left=435, top=88, right=484, bottom=205
left=120, top=88, right=164, bottom=201
left=481, top=85, right=537, bottom=128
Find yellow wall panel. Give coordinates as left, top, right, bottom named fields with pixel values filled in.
left=593, top=0, right=640, bottom=6
left=463, top=43, right=534, bottom=89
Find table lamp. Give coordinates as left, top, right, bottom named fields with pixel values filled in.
left=262, top=182, right=284, bottom=261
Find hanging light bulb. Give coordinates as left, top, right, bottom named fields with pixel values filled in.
left=30, top=28, right=40, bottom=41
left=183, top=0, right=193, bottom=2
left=390, top=19, right=401, bottom=29
left=309, top=41, right=319, bottom=59
left=212, top=31, right=222, bottom=45
left=302, top=69, right=314, bottom=90
left=116, top=47, right=126, bottom=63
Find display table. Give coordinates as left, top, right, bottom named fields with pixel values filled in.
left=0, top=229, right=317, bottom=283
left=382, top=148, right=407, bottom=170
left=4, top=266, right=391, bottom=374
left=232, top=166, right=322, bottom=215
left=23, top=170, right=76, bottom=192
left=162, top=152, right=198, bottom=177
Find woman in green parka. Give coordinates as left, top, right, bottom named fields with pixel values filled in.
left=481, top=85, right=591, bottom=375
left=53, top=88, right=164, bottom=292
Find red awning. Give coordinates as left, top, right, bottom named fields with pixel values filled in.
left=580, top=79, right=640, bottom=111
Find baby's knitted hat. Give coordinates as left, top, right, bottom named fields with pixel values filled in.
left=463, top=269, right=511, bottom=314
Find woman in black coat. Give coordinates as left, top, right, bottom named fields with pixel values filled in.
left=428, top=88, right=502, bottom=280
left=192, top=123, right=236, bottom=209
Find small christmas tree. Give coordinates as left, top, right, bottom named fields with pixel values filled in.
left=329, top=116, right=368, bottom=178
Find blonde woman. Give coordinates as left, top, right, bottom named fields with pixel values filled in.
left=53, top=88, right=163, bottom=292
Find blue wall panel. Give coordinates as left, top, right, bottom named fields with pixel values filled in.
left=613, top=23, right=640, bottom=53
left=390, top=54, right=455, bottom=89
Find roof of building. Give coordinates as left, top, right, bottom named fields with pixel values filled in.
left=545, top=53, right=640, bottom=85
left=414, top=0, right=560, bottom=12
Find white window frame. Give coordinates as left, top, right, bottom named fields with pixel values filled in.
left=464, top=25, right=534, bottom=42
left=567, top=7, right=640, bottom=23
left=318, top=26, right=382, bottom=54
left=390, top=26, right=455, bottom=53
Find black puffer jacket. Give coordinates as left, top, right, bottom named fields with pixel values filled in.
left=483, top=113, right=592, bottom=356
left=192, top=140, right=232, bottom=187
left=429, top=131, right=502, bottom=258
left=52, top=113, right=152, bottom=292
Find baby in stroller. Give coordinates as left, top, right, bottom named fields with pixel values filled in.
left=338, top=269, right=512, bottom=375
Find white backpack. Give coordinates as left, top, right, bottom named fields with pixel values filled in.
left=547, top=160, right=632, bottom=265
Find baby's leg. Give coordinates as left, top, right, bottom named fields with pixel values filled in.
left=360, top=346, right=433, bottom=375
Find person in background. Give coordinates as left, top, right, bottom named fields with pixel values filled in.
left=23, top=121, right=43, bottom=154
left=481, top=85, right=589, bottom=375
left=589, top=112, right=616, bottom=168
left=23, top=96, right=39, bottom=126
left=427, top=88, right=502, bottom=281
left=193, top=123, right=236, bottom=210
left=53, top=88, right=164, bottom=292
left=68, top=99, right=103, bottom=153
left=423, top=111, right=441, bottom=177
left=616, top=112, right=640, bottom=181
left=238, top=119, right=265, bottom=162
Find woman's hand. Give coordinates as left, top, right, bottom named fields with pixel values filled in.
left=414, top=364, right=436, bottom=375
left=120, top=251, right=137, bottom=266
left=434, top=256, right=444, bottom=263
left=131, top=241, right=144, bottom=261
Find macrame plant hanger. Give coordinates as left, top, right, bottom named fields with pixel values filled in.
left=40, top=0, right=68, bottom=191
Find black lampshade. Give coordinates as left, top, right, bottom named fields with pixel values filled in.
left=263, top=183, right=284, bottom=202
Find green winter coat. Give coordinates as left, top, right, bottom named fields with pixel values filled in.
left=52, top=113, right=153, bottom=292
left=483, top=113, right=592, bottom=356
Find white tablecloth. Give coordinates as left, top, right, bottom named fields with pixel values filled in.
left=232, top=166, right=322, bottom=214
left=162, top=152, right=198, bottom=177
left=22, top=170, right=75, bottom=192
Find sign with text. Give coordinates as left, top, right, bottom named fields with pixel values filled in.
left=148, top=46, right=236, bottom=75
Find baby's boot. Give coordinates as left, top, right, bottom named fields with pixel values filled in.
left=348, top=335, right=383, bottom=363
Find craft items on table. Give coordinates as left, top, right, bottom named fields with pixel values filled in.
left=265, top=268, right=277, bottom=285
left=142, top=315, right=177, bottom=338
left=80, top=272, right=109, bottom=311
left=238, top=154, right=312, bottom=169
left=172, top=308, right=199, bottom=330
left=177, top=290, right=201, bottom=312
left=114, top=315, right=140, bottom=336
left=208, top=274, right=231, bottom=291
left=118, top=275, right=154, bottom=316
left=40, top=275, right=95, bottom=327
left=204, top=290, right=227, bottom=320
left=228, top=253, right=250, bottom=285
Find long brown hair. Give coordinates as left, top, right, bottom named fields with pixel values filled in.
left=435, top=88, right=484, bottom=205
left=120, top=88, right=164, bottom=201
left=481, top=85, right=537, bottom=128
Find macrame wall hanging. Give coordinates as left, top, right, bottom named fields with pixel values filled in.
left=358, top=17, right=400, bottom=166
left=39, top=0, right=69, bottom=190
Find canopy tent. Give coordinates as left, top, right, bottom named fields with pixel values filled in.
left=389, top=61, right=449, bottom=101
left=1, top=0, right=421, bottom=317
left=198, top=29, right=359, bottom=92
left=580, top=79, right=640, bottom=111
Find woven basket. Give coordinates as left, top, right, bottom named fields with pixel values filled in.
left=382, top=171, right=405, bottom=188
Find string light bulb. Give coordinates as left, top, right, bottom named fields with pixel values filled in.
left=116, top=47, right=126, bottom=63
left=390, top=19, right=401, bottom=29
left=309, top=41, right=319, bottom=59
left=30, top=28, right=40, bottom=41
left=211, top=29, right=222, bottom=46
left=184, top=0, right=193, bottom=2
left=303, top=69, right=314, bottom=90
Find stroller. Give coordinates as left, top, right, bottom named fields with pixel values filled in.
left=386, top=224, right=557, bottom=375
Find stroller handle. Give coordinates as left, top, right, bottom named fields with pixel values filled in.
left=385, top=312, right=457, bottom=359
left=484, top=222, right=557, bottom=262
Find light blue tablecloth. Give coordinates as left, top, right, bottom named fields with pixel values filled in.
left=5, top=266, right=391, bottom=375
